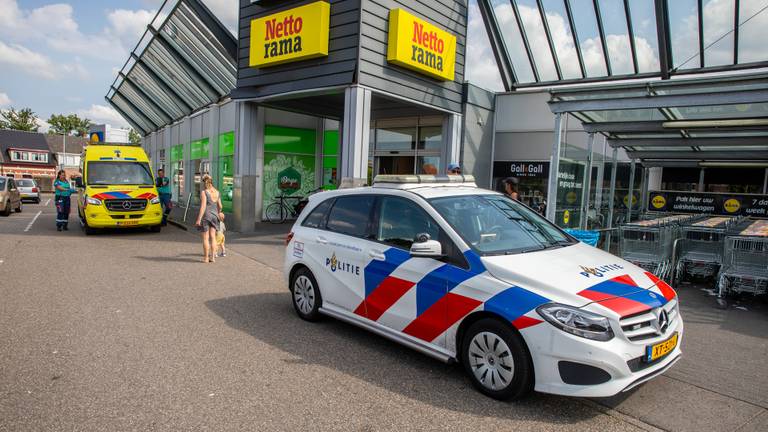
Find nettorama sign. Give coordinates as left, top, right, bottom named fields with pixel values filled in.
left=386, top=8, right=457, bottom=81
left=249, top=1, right=330, bottom=68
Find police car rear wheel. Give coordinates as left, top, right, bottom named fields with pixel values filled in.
left=461, top=318, right=533, bottom=400
left=291, top=268, right=322, bottom=321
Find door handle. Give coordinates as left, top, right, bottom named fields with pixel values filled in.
left=368, top=250, right=386, bottom=260
left=316, top=236, right=328, bottom=244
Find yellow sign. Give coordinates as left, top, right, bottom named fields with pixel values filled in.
left=623, top=194, right=637, bottom=207
left=386, top=8, right=456, bottom=81
left=651, top=195, right=666, bottom=209
left=724, top=198, right=741, bottom=213
left=249, top=1, right=330, bottom=68
left=563, top=210, right=570, bottom=225
left=565, top=191, right=577, bottom=204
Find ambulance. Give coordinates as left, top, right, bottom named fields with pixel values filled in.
left=75, top=145, right=163, bottom=234
left=284, top=175, right=682, bottom=399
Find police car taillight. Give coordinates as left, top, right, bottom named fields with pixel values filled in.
left=285, top=232, right=294, bottom=246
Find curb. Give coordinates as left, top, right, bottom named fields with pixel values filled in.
left=167, top=219, right=188, bottom=231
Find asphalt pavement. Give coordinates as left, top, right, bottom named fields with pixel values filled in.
left=0, top=197, right=766, bottom=431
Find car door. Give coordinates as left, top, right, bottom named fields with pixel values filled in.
left=312, top=195, right=377, bottom=313
left=361, top=195, right=477, bottom=348
left=7, top=179, right=19, bottom=207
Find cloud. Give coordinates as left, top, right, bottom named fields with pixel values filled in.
left=0, top=41, right=89, bottom=80
left=0, top=92, right=11, bottom=108
left=465, top=1, right=504, bottom=91
left=106, top=9, right=157, bottom=53
left=77, top=104, right=130, bottom=128
left=201, top=0, right=238, bottom=35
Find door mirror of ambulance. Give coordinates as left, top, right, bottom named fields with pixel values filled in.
left=409, top=239, right=443, bottom=258
left=74, top=177, right=84, bottom=188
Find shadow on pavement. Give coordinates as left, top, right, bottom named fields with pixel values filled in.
left=205, top=292, right=601, bottom=424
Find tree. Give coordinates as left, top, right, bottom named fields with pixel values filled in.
left=47, top=114, right=91, bottom=137
left=0, top=107, right=39, bottom=132
left=129, top=128, right=142, bottom=146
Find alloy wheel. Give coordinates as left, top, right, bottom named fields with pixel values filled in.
left=293, top=275, right=315, bottom=315
left=468, top=331, right=515, bottom=391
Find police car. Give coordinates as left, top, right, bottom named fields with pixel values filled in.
left=284, top=175, right=682, bottom=399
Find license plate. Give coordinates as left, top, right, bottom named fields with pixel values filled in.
left=116, top=220, right=139, bottom=226
left=646, top=332, right=678, bottom=362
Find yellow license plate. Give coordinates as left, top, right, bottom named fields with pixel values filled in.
left=646, top=332, right=678, bottom=362
left=116, top=220, right=139, bottom=226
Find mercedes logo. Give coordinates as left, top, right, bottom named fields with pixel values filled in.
left=652, top=308, right=669, bottom=334
left=122, top=201, right=132, bottom=210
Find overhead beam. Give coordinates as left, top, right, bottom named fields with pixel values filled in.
left=510, top=0, right=540, bottom=82
left=536, top=0, right=562, bottom=80
left=627, top=150, right=768, bottom=160
left=623, top=0, right=639, bottom=74
left=182, top=0, right=237, bottom=61
left=583, top=120, right=768, bottom=134
left=549, top=88, right=768, bottom=112
left=477, top=0, right=517, bottom=90
left=654, top=0, right=672, bottom=79
left=592, top=0, right=612, bottom=76
left=564, top=0, right=587, bottom=79
left=607, top=137, right=768, bottom=148
left=111, top=86, right=163, bottom=130
left=104, top=97, right=148, bottom=136
left=132, top=53, right=194, bottom=113
left=119, top=73, right=174, bottom=123
left=150, top=27, right=220, bottom=101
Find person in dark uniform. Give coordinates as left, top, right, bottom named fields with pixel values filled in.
left=53, top=170, right=74, bottom=231
left=155, top=168, right=172, bottom=226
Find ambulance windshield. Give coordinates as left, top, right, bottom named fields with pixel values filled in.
left=429, top=194, right=575, bottom=255
left=87, top=162, right=154, bottom=186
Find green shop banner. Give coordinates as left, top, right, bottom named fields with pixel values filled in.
left=262, top=126, right=317, bottom=219
left=219, top=131, right=235, bottom=156
left=190, top=138, right=209, bottom=159
left=217, top=131, right=235, bottom=213
left=170, top=144, right=183, bottom=161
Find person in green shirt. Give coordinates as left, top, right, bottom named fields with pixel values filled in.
left=155, top=168, right=172, bottom=226
left=53, top=170, right=74, bottom=231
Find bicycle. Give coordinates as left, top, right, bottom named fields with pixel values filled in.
left=265, top=194, right=305, bottom=224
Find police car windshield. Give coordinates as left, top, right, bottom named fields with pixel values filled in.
left=429, top=194, right=575, bottom=255
left=87, top=162, right=153, bottom=185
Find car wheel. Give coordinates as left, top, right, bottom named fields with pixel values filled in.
left=2, top=201, right=10, bottom=216
left=290, top=267, right=322, bottom=321
left=461, top=318, right=534, bottom=400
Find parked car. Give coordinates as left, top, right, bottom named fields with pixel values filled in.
left=284, top=175, right=682, bottom=400
left=14, top=178, right=40, bottom=203
left=0, top=176, right=22, bottom=216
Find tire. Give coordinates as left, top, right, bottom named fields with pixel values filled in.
left=149, top=224, right=162, bottom=233
left=290, top=267, right=322, bottom=321
left=2, top=201, right=10, bottom=216
left=461, top=318, right=534, bottom=400
left=81, top=218, right=96, bottom=235
left=265, top=202, right=287, bottom=224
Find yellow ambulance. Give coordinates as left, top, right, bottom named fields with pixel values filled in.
left=75, top=145, right=163, bottom=234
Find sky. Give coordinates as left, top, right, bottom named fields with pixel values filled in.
left=0, top=0, right=764, bottom=132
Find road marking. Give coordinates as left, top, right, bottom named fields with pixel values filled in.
left=45, top=198, right=51, bottom=206
left=24, top=211, right=42, bottom=232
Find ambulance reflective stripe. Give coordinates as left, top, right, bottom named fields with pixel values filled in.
left=644, top=272, right=677, bottom=301
left=483, top=287, right=550, bottom=330
left=578, top=275, right=667, bottom=317
left=135, top=192, right=157, bottom=200
left=91, top=191, right=133, bottom=200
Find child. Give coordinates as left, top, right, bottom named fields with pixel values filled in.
left=216, top=216, right=227, bottom=257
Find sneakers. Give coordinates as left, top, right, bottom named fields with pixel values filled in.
left=57, top=226, right=62, bottom=231
left=219, top=251, right=227, bottom=257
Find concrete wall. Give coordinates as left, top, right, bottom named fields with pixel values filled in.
left=461, top=83, right=494, bottom=187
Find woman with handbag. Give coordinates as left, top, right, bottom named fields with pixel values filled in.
left=195, top=174, right=224, bottom=263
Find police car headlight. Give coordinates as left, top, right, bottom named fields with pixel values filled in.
left=86, top=196, right=102, bottom=206
left=150, top=197, right=160, bottom=204
left=536, top=303, right=614, bottom=341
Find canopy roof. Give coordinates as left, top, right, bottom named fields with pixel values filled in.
left=478, top=0, right=768, bottom=90
left=105, top=0, right=237, bottom=135
left=547, top=72, right=768, bottom=166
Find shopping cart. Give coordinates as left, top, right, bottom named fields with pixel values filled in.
left=619, top=214, right=694, bottom=280
left=717, top=219, right=768, bottom=298
left=675, top=216, right=738, bottom=281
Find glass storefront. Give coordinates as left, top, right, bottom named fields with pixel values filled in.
left=491, top=161, right=549, bottom=214
left=262, top=125, right=317, bottom=218
left=322, top=130, right=339, bottom=190
left=190, top=138, right=210, bottom=205
left=170, top=144, right=184, bottom=203
left=372, top=118, right=442, bottom=176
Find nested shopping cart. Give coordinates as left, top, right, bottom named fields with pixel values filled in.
left=675, top=216, right=739, bottom=281
left=717, top=219, right=768, bottom=298
left=619, top=214, right=695, bottom=280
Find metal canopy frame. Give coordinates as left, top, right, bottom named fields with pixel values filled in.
left=547, top=72, right=768, bottom=165
left=106, top=0, right=237, bottom=135
left=479, top=0, right=768, bottom=91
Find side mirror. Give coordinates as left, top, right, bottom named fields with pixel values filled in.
left=74, top=177, right=84, bottom=188
left=410, top=233, right=443, bottom=258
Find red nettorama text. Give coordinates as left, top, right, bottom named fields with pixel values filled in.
left=265, top=15, right=303, bottom=41
left=411, top=22, right=444, bottom=54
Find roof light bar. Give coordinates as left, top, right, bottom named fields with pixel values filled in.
left=373, top=174, right=476, bottom=184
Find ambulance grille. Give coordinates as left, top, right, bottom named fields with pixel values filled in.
left=105, top=199, right=147, bottom=212
left=619, top=299, right=678, bottom=342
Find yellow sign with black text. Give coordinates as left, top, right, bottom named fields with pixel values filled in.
left=249, top=1, right=330, bottom=68
left=386, top=9, right=456, bottom=81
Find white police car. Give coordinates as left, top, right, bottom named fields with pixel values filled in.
left=284, top=175, right=682, bottom=399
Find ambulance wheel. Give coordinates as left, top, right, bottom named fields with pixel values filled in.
left=461, top=318, right=534, bottom=400
left=290, top=267, right=322, bottom=321
left=82, top=220, right=96, bottom=235
left=149, top=224, right=162, bottom=233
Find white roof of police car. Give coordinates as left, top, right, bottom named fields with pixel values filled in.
left=306, top=185, right=496, bottom=202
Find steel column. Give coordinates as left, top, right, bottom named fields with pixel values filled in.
left=546, top=113, right=563, bottom=223
left=605, top=147, right=619, bottom=251
left=734, top=0, right=740, bottom=65
left=627, top=159, right=636, bottom=223
left=580, top=133, right=595, bottom=229
left=698, top=0, right=705, bottom=68
left=654, top=0, right=673, bottom=79
left=594, top=136, right=607, bottom=220
left=698, top=167, right=706, bottom=192
left=640, top=167, right=649, bottom=215
left=593, top=0, right=613, bottom=76
left=623, top=0, right=639, bottom=74
left=763, top=168, right=768, bottom=194
left=340, top=86, right=372, bottom=188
